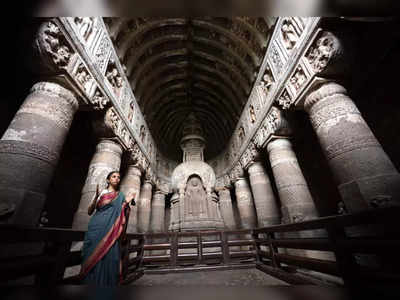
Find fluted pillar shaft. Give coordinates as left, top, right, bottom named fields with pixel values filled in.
left=150, top=191, right=166, bottom=233
left=248, top=161, right=280, bottom=227
left=305, top=82, right=400, bottom=211
left=233, top=178, right=257, bottom=229
left=0, top=82, right=79, bottom=226
left=267, top=138, right=319, bottom=224
left=73, top=139, right=123, bottom=230
left=137, top=181, right=153, bottom=233
left=120, top=165, right=142, bottom=233
left=218, top=188, right=236, bottom=230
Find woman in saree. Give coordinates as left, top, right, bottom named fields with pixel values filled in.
left=79, top=171, right=136, bottom=286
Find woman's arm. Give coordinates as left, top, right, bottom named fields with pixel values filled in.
left=88, top=184, right=100, bottom=215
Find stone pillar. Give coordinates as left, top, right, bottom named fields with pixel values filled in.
left=267, top=138, right=319, bottom=224
left=72, top=139, right=123, bottom=230
left=150, top=190, right=167, bottom=256
left=150, top=190, right=166, bottom=233
left=217, top=188, right=236, bottom=230
left=169, top=193, right=180, bottom=231
left=233, top=177, right=257, bottom=229
left=137, top=180, right=153, bottom=233
left=267, top=138, right=332, bottom=259
left=247, top=161, right=280, bottom=227
left=304, top=82, right=400, bottom=211
left=120, top=165, right=142, bottom=233
left=0, top=82, right=79, bottom=226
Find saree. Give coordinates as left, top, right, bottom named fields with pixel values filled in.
left=79, top=191, right=130, bottom=286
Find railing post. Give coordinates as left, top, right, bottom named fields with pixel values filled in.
left=121, top=238, right=131, bottom=280
left=137, top=236, right=145, bottom=269
left=326, top=225, right=360, bottom=288
left=197, top=232, right=203, bottom=265
left=36, top=241, right=71, bottom=285
left=251, top=231, right=261, bottom=263
left=267, top=232, right=281, bottom=268
left=170, top=233, right=178, bottom=268
left=221, top=231, right=230, bottom=265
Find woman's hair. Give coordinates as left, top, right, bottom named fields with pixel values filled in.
left=106, top=171, right=120, bottom=188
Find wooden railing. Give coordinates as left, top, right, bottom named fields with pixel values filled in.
left=253, top=207, right=400, bottom=287
left=1, top=207, right=399, bottom=287
left=141, top=230, right=257, bottom=273
left=0, top=225, right=144, bottom=285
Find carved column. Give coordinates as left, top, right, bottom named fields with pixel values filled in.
left=120, top=165, right=142, bottom=233
left=266, top=137, right=332, bottom=259
left=169, top=193, right=180, bottom=231
left=137, top=180, right=153, bottom=233
left=247, top=161, right=280, bottom=227
left=150, top=189, right=167, bottom=255
left=304, top=82, right=400, bottom=211
left=0, top=82, right=79, bottom=226
left=150, top=190, right=167, bottom=233
left=231, top=166, right=257, bottom=229
left=267, top=138, right=319, bottom=224
left=217, top=187, right=237, bottom=230
left=73, top=139, right=123, bottom=230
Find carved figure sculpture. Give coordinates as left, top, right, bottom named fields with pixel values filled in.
left=238, top=126, right=245, bottom=143
left=185, top=175, right=207, bottom=217
left=307, top=32, right=337, bottom=73
left=75, top=17, right=94, bottom=41
left=92, top=90, right=109, bottom=110
left=290, top=66, right=307, bottom=91
left=139, top=125, right=146, bottom=142
left=128, top=102, right=134, bottom=122
left=249, top=105, right=256, bottom=123
left=281, top=18, right=299, bottom=50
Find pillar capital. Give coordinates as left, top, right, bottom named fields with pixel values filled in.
left=255, top=106, right=292, bottom=149
left=215, top=174, right=232, bottom=191
left=143, top=179, right=153, bottom=187
left=155, top=178, right=170, bottom=194
left=153, top=190, right=167, bottom=196
left=128, top=143, right=149, bottom=173
left=266, top=137, right=292, bottom=153
left=91, top=109, right=118, bottom=139
left=240, top=141, right=260, bottom=170
left=125, top=165, right=142, bottom=177
left=30, top=82, right=79, bottom=110
left=96, top=138, right=123, bottom=157
left=34, top=19, right=75, bottom=74
left=229, top=164, right=244, bottom=183
left=304, top=81, right=347, bottom=112
left=305, top=31, right=343, bottom=78
left=247, top=161, right=266, bottom=176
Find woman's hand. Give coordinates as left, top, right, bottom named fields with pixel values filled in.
left=125, top=192, right=136, bottom=204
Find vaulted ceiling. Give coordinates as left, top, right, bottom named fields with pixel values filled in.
left=105, top=17, right=273, bottom=161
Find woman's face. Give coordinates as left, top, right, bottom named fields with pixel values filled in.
left=108, top=172, right=121, bottom=187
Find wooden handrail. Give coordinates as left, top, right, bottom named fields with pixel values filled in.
left=0, top=225, right=145, bottom=285
left=1, top=207, right=398, bottom=286
left=253, top=207, right=400, bottom=234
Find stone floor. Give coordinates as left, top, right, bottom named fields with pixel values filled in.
left=132, top=268, right=289, bottom=286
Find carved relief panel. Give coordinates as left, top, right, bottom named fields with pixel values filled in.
left=280, top=17, right=305, bottom=53
left=73, top=61, right=95, bottom=95
left=105, top=59, right=123, bottom=97
left=305, top=31, right=341, bottom=74
left=40, top=21, right=75, bottom=70
left=91, top=87, right=109, bottom=110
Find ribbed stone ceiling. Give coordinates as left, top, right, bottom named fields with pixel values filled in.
left=105, top=17, right=271, bottom=161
